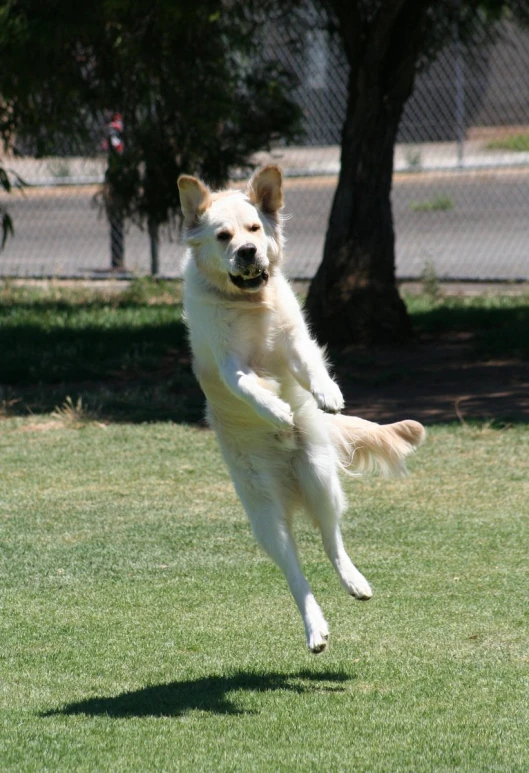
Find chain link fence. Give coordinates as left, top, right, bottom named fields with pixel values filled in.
left=1, top=15, right=528, bottom=282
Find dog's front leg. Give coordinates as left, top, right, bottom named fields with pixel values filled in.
left=285, top=333, right=344, bottom=414
left=276, top=281, right=344, bottom=413
left=219, top=355, right=294, bottom=427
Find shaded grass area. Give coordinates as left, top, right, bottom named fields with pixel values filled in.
left=1, top=419, right=528, bottom=771
left=407, top=292, right=529, bottom=359
left=1, top=279, right=529, bottom=425
left=0, top=279, right=204, bottom=422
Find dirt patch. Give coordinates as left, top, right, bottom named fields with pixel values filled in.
left=2, top=330, right=527, bottom=427
left=17, top=420, right=64, bottom=432
left=335, top=335, right=529, bottom=425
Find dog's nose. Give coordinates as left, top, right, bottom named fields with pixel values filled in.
left=237, top=244, right=257, bottom=263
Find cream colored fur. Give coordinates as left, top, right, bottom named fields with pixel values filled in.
left=178, top=165, right=425, bottom=653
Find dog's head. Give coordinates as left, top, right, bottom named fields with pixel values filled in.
left=177, top=165, right=284, bottom=294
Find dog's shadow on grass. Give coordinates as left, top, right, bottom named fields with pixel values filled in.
left=42, top=670, right=352, bottom=718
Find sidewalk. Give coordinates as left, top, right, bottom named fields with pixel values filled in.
left=254, top=140, right=529, bottom=176
left=2, top=139, right=529, bottom=187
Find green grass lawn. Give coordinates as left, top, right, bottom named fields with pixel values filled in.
left=409, top=195, right=455, bottom=212
left=1, top=418, right=528, bottom=772
left=0, top=279, right=204, bottom=422
left=486, top=134, right=529, bottom=152
left=407, top=291, right=529, bottom=359
left=2, top=279, right=529, bottom=423
left=1, top=281, right=528, bottom=771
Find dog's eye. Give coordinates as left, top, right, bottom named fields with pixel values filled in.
left=217, top=231, right=232, bottom=242
left=249, top=224, right=261, bottom=232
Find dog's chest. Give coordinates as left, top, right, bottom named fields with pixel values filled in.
left=229, top=306, right=278, bottom=367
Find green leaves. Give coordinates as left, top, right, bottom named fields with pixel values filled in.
left=0, top=1, right=302, bottom=230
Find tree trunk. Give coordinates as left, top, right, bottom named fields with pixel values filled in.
left=148, top=216, right=160, bottom=276
left=305, top=1, right=428, bottom=347
left=109, top=205, right=125, bottom=270
left=305, top=95, right=409, bottom=346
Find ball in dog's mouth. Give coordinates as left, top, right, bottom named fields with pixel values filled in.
left=229, top=270, right=269, bottom=290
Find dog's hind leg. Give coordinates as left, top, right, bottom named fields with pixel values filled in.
left=233, top=479, right=329, bottom=653
left=294, top=446, right=372, bottom=601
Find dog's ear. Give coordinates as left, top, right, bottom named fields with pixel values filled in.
left=178, top=175, right=211, bottom=226
left=247, top=165, right=284, bottom=216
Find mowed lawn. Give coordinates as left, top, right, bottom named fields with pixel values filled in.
left=1, top=418, right=528, bottom=772
left=0, top=283, right=528, bottom=771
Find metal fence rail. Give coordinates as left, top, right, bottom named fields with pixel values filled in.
left=1, top=16, right=528, bottom=282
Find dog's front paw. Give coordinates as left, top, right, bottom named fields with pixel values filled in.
left=266, top=398, right=294, bottom=428
left=311, top=378, right=344, bottom=413
left=306, top=616, right=329, bottom=655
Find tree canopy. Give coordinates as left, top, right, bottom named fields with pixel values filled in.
left=0, top=0, right=301, bottom=230
left=1, top=0, right=527, bottom=343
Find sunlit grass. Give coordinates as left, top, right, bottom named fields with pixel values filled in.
left=486, top=134, right=529, bottom=152
left=409, top=195, right=454, bottom=212
left=0, top=419, right=528, bottom=771
left=1, top=280, right=528, bottom=770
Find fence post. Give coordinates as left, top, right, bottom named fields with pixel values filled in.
left=454, top=6, right=465, bottom=168
left=106, top=113, right=125, bottom=270
left=148, top=216, right=159, bottom=276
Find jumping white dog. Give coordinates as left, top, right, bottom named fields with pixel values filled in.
left=178, top=165, right=425, bottom=653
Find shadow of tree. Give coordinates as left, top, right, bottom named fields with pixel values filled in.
left=3, top=294, right=529, bottom=425
left=42, top=670, right=351, bottom=718
left=0, top=306, right=206, bottom=423
left=332, top=302, right=529, bottom=424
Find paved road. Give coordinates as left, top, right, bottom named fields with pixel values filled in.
left=1, top=169, right=528, bottom=280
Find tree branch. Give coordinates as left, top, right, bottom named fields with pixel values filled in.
left=365, top=0, right=410, bottom=72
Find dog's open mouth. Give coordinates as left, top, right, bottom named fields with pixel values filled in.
left=229, top=270, right=269, bottom=291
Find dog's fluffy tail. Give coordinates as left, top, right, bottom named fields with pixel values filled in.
left=324, top=414, right=426, bottom=477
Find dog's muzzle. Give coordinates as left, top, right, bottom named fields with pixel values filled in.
left=229, top=243, right=269, bottom=290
